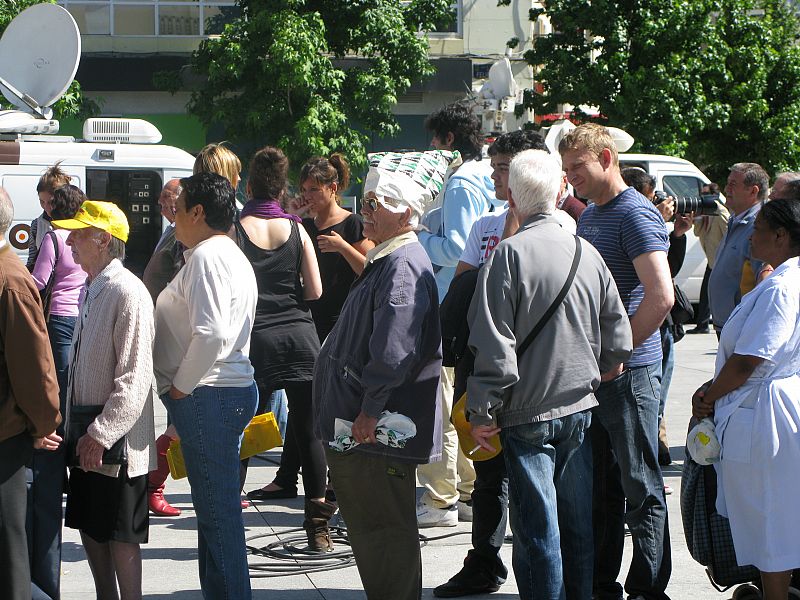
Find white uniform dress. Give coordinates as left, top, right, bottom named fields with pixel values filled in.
left=713, top=256, right=800, bottom=572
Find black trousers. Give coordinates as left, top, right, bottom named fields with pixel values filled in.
left=695, top=266, right=712, bottom=328
left=469, top=452, right=509, bottom=581
left=1, top=433, right=34, bottom=600
left=245, top=382, right=327, bottom=498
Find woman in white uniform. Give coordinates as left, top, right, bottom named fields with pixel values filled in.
left=693, top=197, right=800, bottom=600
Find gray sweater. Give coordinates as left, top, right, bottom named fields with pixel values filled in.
left=467, top=214, right=633, bottom=428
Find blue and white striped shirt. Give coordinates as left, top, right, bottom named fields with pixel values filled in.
left=577, top=187, right=669, bottom=367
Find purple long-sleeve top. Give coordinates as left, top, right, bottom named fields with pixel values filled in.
left=31, top=229, right=85, bottom=317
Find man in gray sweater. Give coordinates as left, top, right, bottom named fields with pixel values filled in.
left=467, top=150, right=633, bottom=600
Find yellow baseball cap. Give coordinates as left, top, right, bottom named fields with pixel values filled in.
left=52, top=200, right=129, bottom=243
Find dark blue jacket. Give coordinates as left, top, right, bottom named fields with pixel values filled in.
left=313, top=239, right=443, bottom=464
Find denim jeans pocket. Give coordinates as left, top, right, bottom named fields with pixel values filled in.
left=217, top=384, right=257, bottom=435
left=722, top=408, right=754, bottom=464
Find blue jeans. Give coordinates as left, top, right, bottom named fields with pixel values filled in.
left=165, top=383, right=258, bottom=600
left=27, top=314, right=76, bottom=600
left=266, top=389, right=288, bottom=439
left=592, top=363, right=671, bottom=600
left=659, top=325, right=674, bottom=418
left=501, top=410, right=593, bottom=600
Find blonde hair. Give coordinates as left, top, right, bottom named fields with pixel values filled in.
left=558, top=123, right=618, bottom=166
left=194, top=143, right=242, bottom=187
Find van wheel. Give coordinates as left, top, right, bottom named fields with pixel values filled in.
left=731, top=584, right=761, bottom=600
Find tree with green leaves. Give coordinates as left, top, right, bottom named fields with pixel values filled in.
left=522, top=0, right=800, bottom=181
left=182, top=0, right=453, bottom=171
left=0, top=0, right=99, bottom=122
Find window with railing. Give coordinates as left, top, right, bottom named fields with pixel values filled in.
left=56, top=0, right=241, bottom=36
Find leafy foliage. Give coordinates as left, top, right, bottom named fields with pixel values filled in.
left=525, top=0, right=800, bottom=181
left=0, top=0, right=100, bottom=121
left=186, top=0, right=452, bottom=170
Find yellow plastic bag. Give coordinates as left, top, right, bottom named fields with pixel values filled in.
left=451, top=392, right=502, bottom=462
left=166, top=412, right=283, bottom=480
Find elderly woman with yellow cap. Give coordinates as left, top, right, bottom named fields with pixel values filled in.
left=312, top=150, right=457, bottom=600
left=52, top=200, right=156, bottom=600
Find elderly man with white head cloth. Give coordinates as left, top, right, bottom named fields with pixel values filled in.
left=313, top=150, right=458, bottom=600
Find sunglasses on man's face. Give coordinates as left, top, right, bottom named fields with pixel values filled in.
left=362, top=197, right=382, bottom=211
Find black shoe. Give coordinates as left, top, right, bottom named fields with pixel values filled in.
left=433, top=566, right=502, bottom=598
left=658, top=446, right=672, bottom=466
left=246, top=485, right=298, bottom=500
left=686, top=326, right=710, bottom=334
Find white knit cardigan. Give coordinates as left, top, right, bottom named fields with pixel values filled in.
left=68, top=259, right=156, bottom=478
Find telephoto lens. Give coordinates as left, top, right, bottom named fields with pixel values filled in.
left=674, top=195, right=719, bottom=217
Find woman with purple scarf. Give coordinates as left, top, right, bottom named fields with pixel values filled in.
left=235, top=147, right=335, bottom=550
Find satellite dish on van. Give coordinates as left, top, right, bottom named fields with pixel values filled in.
left=544, top=120, right=576, bottom=154
left=0, top=3, right=81, bottom=118
left=487, top=58, right=517, bottom=99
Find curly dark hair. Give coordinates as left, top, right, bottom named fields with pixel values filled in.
left=248, top=146, right=289, bottom=200
left=760, top=198, right=800, bottom=251
left=424, top=101, right=484, bottom=161
left=50, top=185, right=86, bottom=220
left=179, top=172, right=236, bottom=232
left=488, top=130, right=547, bottom=157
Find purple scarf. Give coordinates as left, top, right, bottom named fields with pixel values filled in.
left=240, top=199, right=302, bottom=223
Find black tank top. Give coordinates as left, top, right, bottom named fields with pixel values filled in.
left=234, top=219, right=319, bottom=385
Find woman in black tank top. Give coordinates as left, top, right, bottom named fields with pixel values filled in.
left=237, top=147, right=336, bottom=552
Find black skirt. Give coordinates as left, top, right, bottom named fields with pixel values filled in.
left=65, top=468, right=149, bottom=544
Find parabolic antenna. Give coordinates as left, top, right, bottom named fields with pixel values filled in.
left=487, top=58, right=517, bottom=99
left=544, top=120, right=576, bottom=154
left=0, top=3, right=81, bottom=112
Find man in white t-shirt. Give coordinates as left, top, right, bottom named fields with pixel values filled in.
left=456, top=136, right=575, bottom=276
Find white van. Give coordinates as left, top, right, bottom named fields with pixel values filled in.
left=1, top=119, right=195, bottom=277
left=619, top=153, right=719, bottom=303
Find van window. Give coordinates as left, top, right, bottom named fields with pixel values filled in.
left=87, top=169, right=163, bottom=278
left=663, top=175, right=703, bottom=199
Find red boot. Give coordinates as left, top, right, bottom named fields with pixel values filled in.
left=148, top=434, right=181, bottom=516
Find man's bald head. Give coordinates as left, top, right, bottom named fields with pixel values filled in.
left=159, top=178, right=182, bottom=223
left=0, top=187, right=13, bottom=236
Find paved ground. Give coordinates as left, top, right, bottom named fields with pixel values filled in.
left=59, top=331, right=732, bottom=599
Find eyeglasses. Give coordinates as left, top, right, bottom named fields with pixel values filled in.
left=362, top=197, right=382, bottom=211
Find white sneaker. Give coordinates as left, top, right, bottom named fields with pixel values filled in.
left=416, top=502, right=458, bottom=528
left=457, top=499, right=473, bottom=522
left=664, top=484, right=674, bottom=496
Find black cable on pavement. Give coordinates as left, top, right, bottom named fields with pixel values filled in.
left=246, top=505, right=473, bottom=577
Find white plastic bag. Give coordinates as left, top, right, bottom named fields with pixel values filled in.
left=686, top=417, right=721, bottom=465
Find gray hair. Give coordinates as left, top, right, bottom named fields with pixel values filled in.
left=730, top=162, right=769, bottom=201
left=779, top=178, right=800, bottom=202
left=0, top=187, right=12, bottom=236
left=108, top=236, right=126, bottom=261
left=774, top=171, right=800, bottom=185
left=508, top=150, right=562, bottom=219
left=89, top=228, right=126, bottom=261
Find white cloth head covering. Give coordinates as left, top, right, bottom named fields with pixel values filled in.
left=364, top=150, right=462, bottom=227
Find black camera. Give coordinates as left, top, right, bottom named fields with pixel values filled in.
left=653, top=191, right=719, bottom=217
